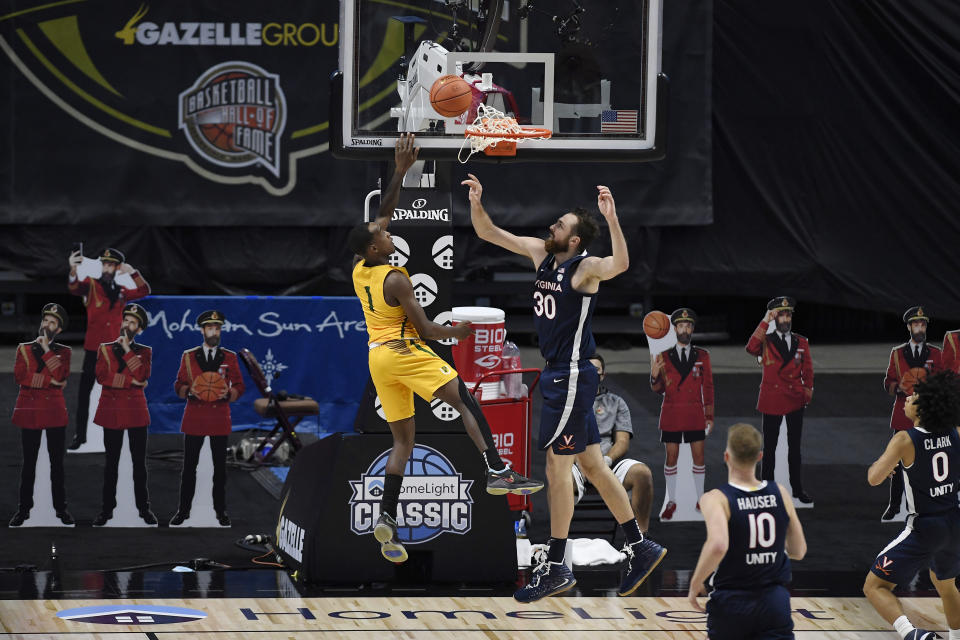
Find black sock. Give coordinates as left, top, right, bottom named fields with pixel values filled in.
left=381, top=473, right=403, bottom=520
left=458, top=379, right=505, bottom=471
left=620, top=518, right=643, bottom=545
left=547, top=537, right=567, bottom=564
left=483, top=448, right=506, bottom=473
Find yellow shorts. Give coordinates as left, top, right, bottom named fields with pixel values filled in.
left=368, top=340, right=459, bottom=422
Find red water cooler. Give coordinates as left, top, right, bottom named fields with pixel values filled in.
left=452, top=307, right=537, bottom=513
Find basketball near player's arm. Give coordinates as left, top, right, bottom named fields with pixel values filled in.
left=460, top=173, right=547, bottom=268
left=868, top=431, right=913, bottom=486
left=373, top=133, right=420, bottom=230
left=777, top=483, right=807, bottom=560
left=687, top=489, right=730, bottom=612
left=383, top=271, right=473, bottom=342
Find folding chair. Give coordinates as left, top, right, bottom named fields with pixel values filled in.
left=238, top=348, right=319, bottom=464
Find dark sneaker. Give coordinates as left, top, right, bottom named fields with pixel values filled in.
left=881, top=505, right=899, bottom=521
left=169, top=511, right=190, bottom=526
left=216, top=511, right=232, bottom=527
left=793, top=491, right=814, bottom=505
left=56, top=510, right=75, bottom=525
left=374, top=513, right=407, bottom=563
left=514, top=560, right=576, bottom=603
left=906, top=630, right=942, bottom=639
left=139, top=509, right=158, bottom=525
left=618, top=536, right=668, bottom=596
left=67, top=436, right=85, bottom=451
left=92, top=512, right=112, bottom=527
left=487, top=468, right=544, bottom=496
left=8, top=510, right=28, bottom=527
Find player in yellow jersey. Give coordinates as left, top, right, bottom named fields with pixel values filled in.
left=348, top=134, right=543, bottom=563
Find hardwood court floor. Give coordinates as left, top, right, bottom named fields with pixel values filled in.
left=0, top=595, right=945, bottom=639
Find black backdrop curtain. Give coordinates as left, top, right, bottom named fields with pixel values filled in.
left=3, top=1, right=960, bottom=319
left=665, top=0, right=960, bottom=318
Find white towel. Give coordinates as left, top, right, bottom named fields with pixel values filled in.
left=569, top=538, right=626, bottom=566
left=530, top=539, right=626, bottom=568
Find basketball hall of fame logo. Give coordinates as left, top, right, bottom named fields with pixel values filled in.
left=349, top=444, right=473, bottom=543
left=179, top=61, right=287, bottom=177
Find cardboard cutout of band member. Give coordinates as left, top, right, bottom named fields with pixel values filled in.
left=9, top=303, right=74, bottom=527
left=169, top=310, right=245, bottom=527
left=881, top=306, right=942, bottom=521
left=745, top=297, right=814, bottom=505
left=67, top=248, right=150, bottom=450
left=650, top=308, right=715, bottom=521
left=93, top=303, right=156, bottom=526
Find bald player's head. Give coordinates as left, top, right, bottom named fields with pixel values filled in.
left=726, top=423, right=763, bottom=467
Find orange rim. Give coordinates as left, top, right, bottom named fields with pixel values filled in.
left=465, top=126, right=553, bottom=139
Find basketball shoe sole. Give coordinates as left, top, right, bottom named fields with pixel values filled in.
left=374, top=521, right=408, bottom=563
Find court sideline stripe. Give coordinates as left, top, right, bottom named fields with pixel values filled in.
left=0, top=629, right=926, bottom=635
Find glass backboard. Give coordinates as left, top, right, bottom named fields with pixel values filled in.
left=333, top=0, right=666, bottom=162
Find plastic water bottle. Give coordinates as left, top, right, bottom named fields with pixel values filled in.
left=515, top=518, right=532, bottom=569
left=502, top=340, right=522, bottom=399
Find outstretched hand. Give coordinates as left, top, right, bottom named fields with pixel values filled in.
left=597, top=185, right=617, bottom=220
left=461, top=173, right=483, bottom=206
left=394, top=133, right=420, bottom=175
left=451, top=321, right=474, bottom=341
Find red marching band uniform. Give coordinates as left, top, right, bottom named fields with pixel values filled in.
left=745, top=296, right=814, bottom=503
left=943, top=330, right=960, bottom=374
left=169, top=309, right=245, bottom=527
left=174, top=347, right=245, bottom=436
left=95, top=342, right=151, bottom=428
left=884, top=343, right=942, bottom=431
left=745, top=324, right=814, bottom=415
left=92, top=302, right=156, bottom=526
left=13, top=341, right=71, bottom=429
left=651, top=347, right=715, bottom=431
left=68, top=268, right=151, bottom=351
left=10, top=302, right=73, bottom=526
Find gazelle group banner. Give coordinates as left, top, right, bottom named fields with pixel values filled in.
left=0, top=0, right=711, bottom=227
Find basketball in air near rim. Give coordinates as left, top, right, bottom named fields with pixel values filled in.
left=430, top=75, right=473, bottom=118
left=643, top=311, right=671, bottom=339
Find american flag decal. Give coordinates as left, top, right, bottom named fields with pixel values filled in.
left=601, top=110, right=638, bottom=133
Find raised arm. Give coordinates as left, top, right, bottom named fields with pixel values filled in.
left=373, top=133, right=420, bottom=231
left=576, top=185, right=629, bottom=282
left=117, top=263, right=151, bottom=298
left=383, top=271, right=474, bottom=342
left=67, top=250, right=90, bottom=296
left=867, top=430, right=911, bottom=486
left=746, top=310, right=776, bottom=356
left=461, top=173, right=546, bottom=268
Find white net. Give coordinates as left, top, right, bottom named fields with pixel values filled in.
left=458, top=104, right=550, bottom=163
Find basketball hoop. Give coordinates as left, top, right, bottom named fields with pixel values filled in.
left=459, top=104, right=552, bottom=163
